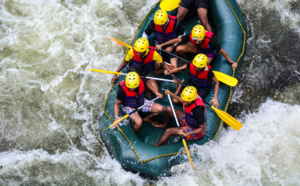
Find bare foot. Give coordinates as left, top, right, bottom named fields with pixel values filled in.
left=153, top=123, right=168, bottom=128
left=143, top=118, right=164, bottom=127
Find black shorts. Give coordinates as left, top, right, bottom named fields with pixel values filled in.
left=128, top=66, right=155, bottom=82
left=180, top=0, right=208, bottom=10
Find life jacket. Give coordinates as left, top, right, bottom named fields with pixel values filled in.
left=132, top=46, right=156, bottom=73
left=189, top=63, right=212, bottom=88
left=190, top=31, right=215, bottom=54
left=119, top=79, right=145, bottom=108
left=154, top=15, right=177, bottom=43
left=183, top=95, right=206, bottom=128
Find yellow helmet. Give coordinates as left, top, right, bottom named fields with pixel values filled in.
left=154, top=9, right=168, bottom=25
left=193, top=53, right=208, bottom=68
left=181, top=86, right=197, bottom=102
left=125, top=72, right=140, bottom=89
left=134, top=38, right=149, bottom=53
left=191, top=25, right=205, bottom=41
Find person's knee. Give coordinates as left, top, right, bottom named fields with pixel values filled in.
left=176, top=45, right=184, bottom=53
left=157, top=105, right=164, bottom=113
left=165, top=106, right=172, bottom=113
left=172, top=98, right=179, bottom=104
left=134, top=118, right=143, bottom=128
left=165, top=128, right=174, bottom=135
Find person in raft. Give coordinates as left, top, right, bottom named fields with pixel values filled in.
left=155, top=86, right=206, bottom=146
left=156, top=24, right=238, bottom=70
left=111, top=38, right=170, bottom=96
left=165, top=53, right=220, bottom=107
left=142, top=9, right=185, bottom=70
left=114, top=72, right=164, bottom=132
left=176, top=0, right=212, bottom=32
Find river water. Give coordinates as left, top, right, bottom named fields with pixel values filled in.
left=0, top=0, right=299, bottom=185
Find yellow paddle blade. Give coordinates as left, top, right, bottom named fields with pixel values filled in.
left=211, top=106, right=242, bottom=130
left=212, top=71, right=238, bottom=87
left=103, top=115, right=129, bottom=131
left=182, top=139, right=195, bottom=172
left=160, top=0, right=181, bottom=11
left=88, top=69, right=122, bottom=75
left=109, top=37, right=132, bottom=49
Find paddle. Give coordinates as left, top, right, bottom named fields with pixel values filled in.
left=88, top=69, right=174, bottom=82
left=160, top=0, right=181, bottom=11
left=168, top=73, right=242, bottom=130
left=167, top=94, right=195, bottom=172
left=103, top=97, right=160, bottom=131
left=160, top=49, right=238, bottom=87
left=109, top=37, right=132, bottom=49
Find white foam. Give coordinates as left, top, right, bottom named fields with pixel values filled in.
left=237, top=0, right=300, bottom=35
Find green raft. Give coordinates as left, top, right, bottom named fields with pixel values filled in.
left=100, top=0, right=247, bottom=178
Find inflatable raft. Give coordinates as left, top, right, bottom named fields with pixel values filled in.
left=99, top=0, right=247, bottom=178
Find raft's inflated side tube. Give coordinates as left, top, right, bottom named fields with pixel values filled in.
left=99, top=0, right=246, bottom=178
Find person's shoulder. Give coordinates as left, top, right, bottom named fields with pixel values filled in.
left=117, top=85, right=126, bottom=99
left=149, top=20, right=155, bottom=27
left=209, top=34, right=218, bottom=42
left=127, top=48, right=134, bottom=55
left=208, top=69, right=215, bottom=79
left=182, top=34, right=190, bottom=42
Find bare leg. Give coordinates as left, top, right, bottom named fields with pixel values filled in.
left=176, top=43, right=198, bottom=60
left=172, top=80, right=184, bottom=104
left=166, top=45, right=177, bottom=69
left=197, top=8, right=212, bottom=32
left=146, top=79, right=159, bottom=97
left=154, top=106, right=183, bottom=128
left=143, top=103, right=164, bottom=126
left=130, top=113, right=143, bottom=132
left=176, top=6, right=189, bottom=22
left=156, top=127, right=179, bottom=146
left=156, top=107, right=184, bottom=146
left=170, top=57, right=178, bottom=69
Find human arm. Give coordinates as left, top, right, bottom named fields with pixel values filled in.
left=147, top=81, right=163, bottom=98
left=178, top=106, right=207, bottom=136
left=209, top=75, right=220, bottom=108
left=111, top=49, right=133, bottom=83
left=219, top=48, right=237, bottom=70
left=155, top=37, right=182, bottom=51
left=164, top=63, right=188, bottom=75
left=143, top=21, right=155, bottom=39
left=153, top=51, right=170, bottom=71
left=174, top=20, right=186, bottom=38
left=165, top=89, right=183, bottom=104
left=178, top=125, right=206, bottom=137
left=114, top=99, right=122, bottom=121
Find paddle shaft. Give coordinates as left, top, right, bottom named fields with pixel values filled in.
left=88, top=69, right=173, bottom=82
left=167, top=94, right=180, bottom=130
left=133, top=96, right=160, bottom=114
left=167, top=94, right=195, bottom=172
left=160, top=49, right=190, bottom=64
left=104, top=96, right=160, bottom=131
